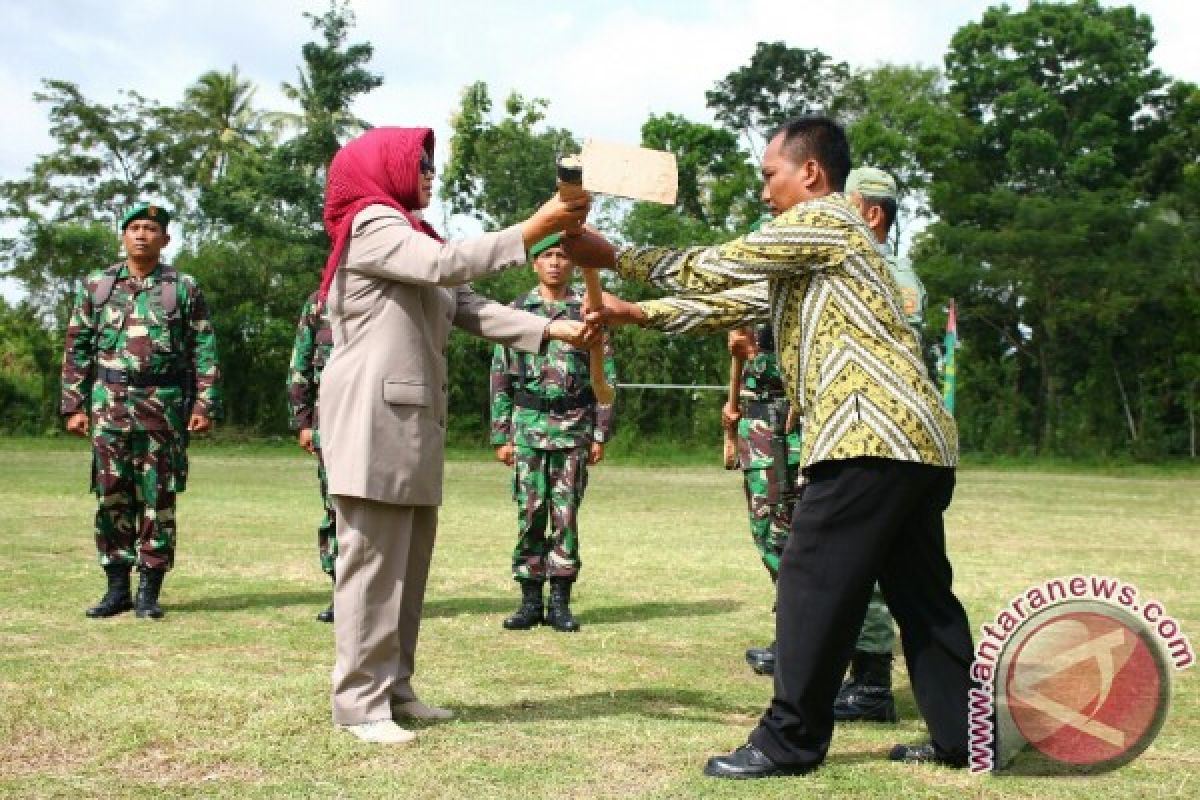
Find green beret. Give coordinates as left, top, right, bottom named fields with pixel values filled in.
left=529, top=232, right=564, bottom=259
left=845, top=167, right=897, bottom=201
left=120, top=202, right=171, bottom=231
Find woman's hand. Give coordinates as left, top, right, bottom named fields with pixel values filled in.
left=521, top=194, right=591, bottom=250
left=545, top=319, right=595, bottom=348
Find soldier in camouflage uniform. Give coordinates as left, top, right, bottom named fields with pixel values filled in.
left=724, top=325, right=801, bottom=675
left=287, top=290, right=337, bottom=623
left=490, top=233, right=616, bottom=633
left=61, top=202, right=223, bottom=620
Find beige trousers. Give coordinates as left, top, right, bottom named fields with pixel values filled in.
left=330, top=495, right=438, bottom=725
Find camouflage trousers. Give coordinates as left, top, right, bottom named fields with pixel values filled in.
left=314, top=447, right=337, bottom=576
left=741, top=465, right=799, bottom=580
left=91, top=428, right=187, bottom=571
left=856, top=584, right=896, bottom=654
left=511, top=445, right=589, bottom=582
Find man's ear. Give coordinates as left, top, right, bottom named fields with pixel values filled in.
left=866, top=204, right=884, bottom=230
left=802, top=159, right=821, bottom=189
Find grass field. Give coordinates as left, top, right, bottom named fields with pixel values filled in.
left=0, top=438, right=1196, bottom=799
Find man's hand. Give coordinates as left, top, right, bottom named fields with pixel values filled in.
left=583, top=292, right=647, bottom=331
left=722, top=401, right=741, bottom=430
left=187, top=414, right=212, bottom=434
left=522, top=194, right=591, bottom=249
left=561, top=226, right=616, bottom=270
left=728, top=327, right=757, bottom=361
left=495, top=443, right=515, bottom=466
left=588, top=442, right=605, bottom=465
left=298, top=427, right=316, bottom=455
left=65, top=411, right=89, bottom=438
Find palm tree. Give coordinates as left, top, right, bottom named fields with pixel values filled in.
left=261, top=2, right=382, bottom=170
left=180, top=66, right=264, bottom=186
left=262, top=69, right=372, bottom=158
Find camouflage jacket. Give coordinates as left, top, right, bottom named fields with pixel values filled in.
left=886, top=252, right=927, bottom=330
left=490, top=286, right=616, bottom=450
left=736, top=345, right=802, bottom=471
left=60, top=262, right=223, bottom=433
left=286, top=291, right=333, bottom=431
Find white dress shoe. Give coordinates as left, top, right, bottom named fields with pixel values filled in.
left=339, top=719, right=416, bottom=744
left=392, top=699, right=454, bottom=720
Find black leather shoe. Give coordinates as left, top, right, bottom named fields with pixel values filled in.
left=316, top=603, right=334, bottom=623
left=745, top=642, right=775, bottom=675
left=703, top=743, right=814, bottom=779
left=888, top=743, right=967, bottom=768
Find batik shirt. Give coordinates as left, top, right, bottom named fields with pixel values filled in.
left=620, top=192, right=957, bottom=468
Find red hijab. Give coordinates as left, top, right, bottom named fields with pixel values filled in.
left=319, top=127, right=444, bottom=300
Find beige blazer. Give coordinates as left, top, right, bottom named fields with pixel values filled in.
left=319, top=204, right=546, bottom=505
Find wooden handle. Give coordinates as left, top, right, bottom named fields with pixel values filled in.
left=580, top=266, right=616, bottom=405
left=557, top=160, right=614, bottom=406
left=722, top=355, right=744, bottom=469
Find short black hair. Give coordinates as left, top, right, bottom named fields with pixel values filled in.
left=771, top=116, right=851, bottom=191
left=860, top=195, right=898, bottom=233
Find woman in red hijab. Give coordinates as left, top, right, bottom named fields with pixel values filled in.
left=317, top=127, right=589, bottom=744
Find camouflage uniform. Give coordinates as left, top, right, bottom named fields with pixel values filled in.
left=287, top=291, right=336, bottom=576
left=61, top=261, right=222, bottom=571
left=734, top=329, right=801, bottom=581
left=489, top=286, right=616, bottom=582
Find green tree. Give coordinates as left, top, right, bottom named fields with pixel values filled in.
left=841, top=65, right=950, bottom=253
left=265, top=0, right=382, bottom=171
left=0, top=80, right=183, bottom=323
left=177, top=66, right=265, bottom=188
left=0, top=298, right=58, bottom=433
left=706, top=42, right=849, bottom=157
left=919, top=0, right=1181, bottom=455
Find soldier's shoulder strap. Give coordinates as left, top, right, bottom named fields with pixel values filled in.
left=89, top=262, right=183, bottom=317
left=89, top=262, right=125, bottom=309
left=158, top=265, right=181, bottom=317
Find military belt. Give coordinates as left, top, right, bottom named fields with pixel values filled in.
left=514, top=387, right=597, bottom=413
left=97, top=367, right=185, bottom=388
left=742, top=399, right=790, bottom=422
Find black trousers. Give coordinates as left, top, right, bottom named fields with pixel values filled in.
left=749, top=458, right=974, bottom=767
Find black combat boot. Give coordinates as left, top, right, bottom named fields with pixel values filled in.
left=745, top=641, right=776, bottom=675
left=317, top=571, right=335, bottom=623
left=135, top=567, right=166, bottom=620
left=502, top=579, right=544, bottom=630
left=545, top=578, right=580, bottom=633
left=85, top=563, right=134, bottom=618
left=834, top=651, right=897, bottom=722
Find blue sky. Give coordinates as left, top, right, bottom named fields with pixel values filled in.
left=1, top=0, right=1197, bottom=298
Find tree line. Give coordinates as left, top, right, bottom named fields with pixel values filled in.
left=2, top=0, right=1196, bottom=458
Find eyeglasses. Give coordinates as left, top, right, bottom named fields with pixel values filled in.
left=419, top=155, right=435, bottom=175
